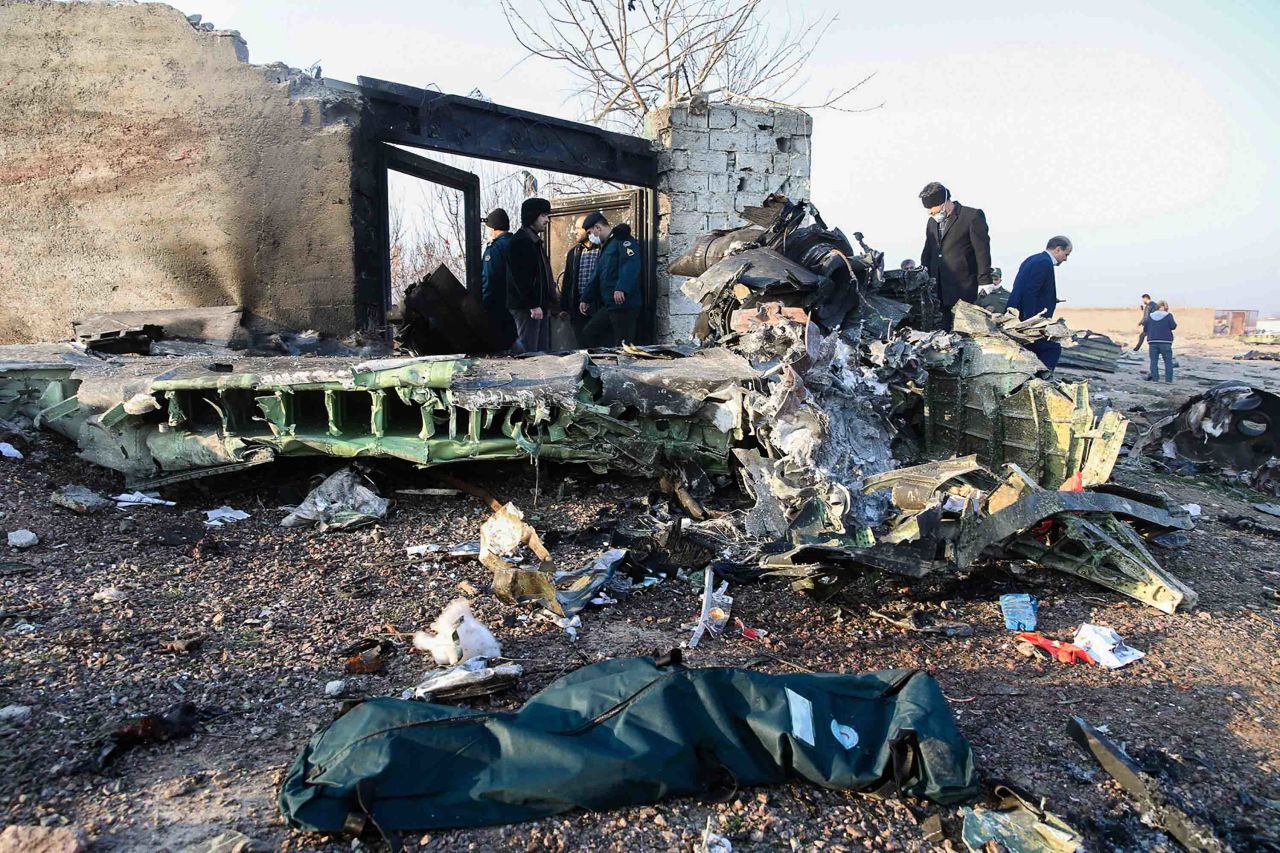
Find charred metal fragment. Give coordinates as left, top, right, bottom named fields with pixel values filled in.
left=862, top=454, right=986, bottom=511
left=0, top=346, right=743, bottom=484
left=1135, top=382, right=1280, bottom=495
left=667, top=226, right=766, bottom=278
left=921, top=306, right=1128, bottom=488
left=1005, top=513, right=1197, bottom=615
left=397, top=264, right=497, bottom=355
left=1056, top=330, right=1127, bottom=373
left=591, top=348, right=757, bottom=418
left=1068, top=717, right=1225, bottom=853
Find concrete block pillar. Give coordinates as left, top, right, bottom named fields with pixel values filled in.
left=644, top=99, right=812, bottom=343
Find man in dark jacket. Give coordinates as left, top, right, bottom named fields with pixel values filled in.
left=506, top=197, right=557, bottom=353
left=1133, top=294, right=1154, bottom=351
left=560, top=211, right=605, bottom=343
left=1007, top=235, right=1072, bottom=371
left=480, top=208, right=516, bottom=349
left=918, top=182, right=993, bottom=329
left=578, top=219, right=643, bottom=347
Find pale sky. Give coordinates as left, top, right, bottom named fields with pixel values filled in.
left=176, top=0, right=1279, bottom=312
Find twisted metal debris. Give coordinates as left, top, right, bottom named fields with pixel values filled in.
left=0, top=195, right=1198, bottom=612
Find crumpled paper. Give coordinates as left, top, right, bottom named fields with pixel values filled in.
left=1073, top=623, right=1145, bottom=669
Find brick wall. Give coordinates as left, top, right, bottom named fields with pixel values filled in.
left=645, top=100, right=812, bottom=342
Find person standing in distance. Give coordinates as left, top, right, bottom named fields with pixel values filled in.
left=578, top=217, right=643, bottom=348
left=561, top=211, right=606, bottom=344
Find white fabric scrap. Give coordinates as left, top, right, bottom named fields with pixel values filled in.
left=0, top=442, right=23, bottom=459
left=413, top=599, right=501, bottom=665
left=1073, top=623, right=1145, bottom=669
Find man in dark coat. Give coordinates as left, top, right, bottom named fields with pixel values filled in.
left=578, top=219, right=643, bottom=347
left=1007, top=235, right=1073, bottom=371
left=560, top=211, right=605, bottom=343
left=918, top=181, right=993, bottom=328
left=479, top=208, right=516, bottom=349
left=1133, top=293, right=1154, bottom=351
left=506, top=197, right=557, bottom=353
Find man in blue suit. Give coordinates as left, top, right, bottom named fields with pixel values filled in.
left=1007, top=236, right=1073, bottom=371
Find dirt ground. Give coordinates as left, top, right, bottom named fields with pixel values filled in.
left=3, top=339, right=1279, bottom=852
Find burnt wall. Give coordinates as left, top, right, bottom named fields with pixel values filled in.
left=0, top=1, right=379, bottom=343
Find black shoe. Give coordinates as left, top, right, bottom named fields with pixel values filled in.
left=1143, top=377, right=1155, bottom=381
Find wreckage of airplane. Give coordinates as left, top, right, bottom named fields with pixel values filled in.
left=0, top=196, right=1199, bottom=614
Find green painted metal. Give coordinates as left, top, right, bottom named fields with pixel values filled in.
left=0, top=349, right=747, bottom=485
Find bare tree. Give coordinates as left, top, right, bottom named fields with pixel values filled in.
left=500, top=0, right=878, bottom=132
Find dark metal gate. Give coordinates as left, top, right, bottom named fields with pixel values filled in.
left=327, top=76, right=660, bottom=342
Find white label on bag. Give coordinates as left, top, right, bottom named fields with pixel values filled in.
left=785, top=688, right=815, bottom=746
left=831, top=719, right=860, bottom=750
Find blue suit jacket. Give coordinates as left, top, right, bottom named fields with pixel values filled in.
left=1007, top=252, right=1057, bottom=320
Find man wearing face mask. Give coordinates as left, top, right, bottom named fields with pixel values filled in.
left=1007, top=236, right=1072, bottom=371
left=578, top=216, right=642, bottom=347
left=918, top=181, right=993, bottom=329
left=560, top=211, right=606, bottom=344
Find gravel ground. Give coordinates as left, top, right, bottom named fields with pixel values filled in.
left=2, top=343, right=1279, bottom=852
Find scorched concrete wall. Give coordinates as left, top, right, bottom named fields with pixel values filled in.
left=0, top=1, right=378, bottom=344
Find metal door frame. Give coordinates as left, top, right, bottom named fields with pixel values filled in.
left=334, top=77, right=660, bottom=337
left=377, top=144, right=482, bottom=318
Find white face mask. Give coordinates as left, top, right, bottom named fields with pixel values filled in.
left=931, top=210, right=947, bottom=223
left=588, top=233, right=602, bottom=246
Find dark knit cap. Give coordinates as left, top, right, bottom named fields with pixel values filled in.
left=520, top=197, right=552, bottom=227
left=483, top=208, right=510, bottom=231
left=918, top=182, right=950, bottom=208
left=582, top=210, right=609, bottom=231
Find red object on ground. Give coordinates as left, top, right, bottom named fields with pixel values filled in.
left=1016, top=632, right=1096, bottom=665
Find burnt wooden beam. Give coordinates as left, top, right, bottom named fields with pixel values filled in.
left=327, top=77, right=657, bottom=187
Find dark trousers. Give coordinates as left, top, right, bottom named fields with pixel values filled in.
left=486, top=304, right=516, bottom=351
left=1149, top=341, right=1173, bottom=382
left=510, top=309, right=550, bottom=354
left=581, top=309, right=639, bottom=348
left=1027, top=340, right=1062, bottom=371
left=1134, top=329, right=1147, bottom=350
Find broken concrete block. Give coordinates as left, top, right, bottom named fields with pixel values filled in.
left=669, top=127, right=710, bottom=151
left=7, top=530, right=38, bottom=549
left=707, top=108, right=737, bottom=130
left=709, top=129, right=756, bottom=151
left=50, top=486, right=110, bottom=515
